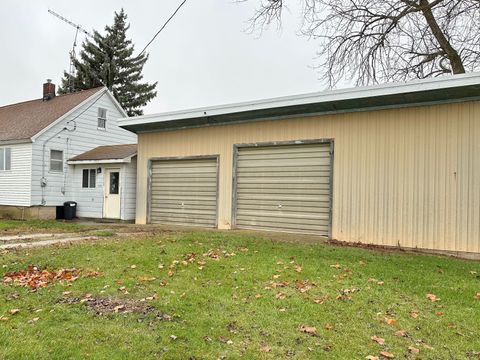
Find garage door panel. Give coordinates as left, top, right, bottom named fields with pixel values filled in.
left=150, top=158, right=218, bottom=227
left=237, top=157, right=330, bottom=168
left=235, top=143, right=332, bottom=236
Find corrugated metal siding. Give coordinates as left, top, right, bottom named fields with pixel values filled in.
left=136, top=100, right=480, bottom=254
left=149, top=158, right=218, bottom=227
left=234, top=143, right=331, bottom=235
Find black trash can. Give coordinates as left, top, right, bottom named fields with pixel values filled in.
left=63, top=201, right=77, bottom=220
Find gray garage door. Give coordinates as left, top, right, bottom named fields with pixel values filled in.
left=234, top=143, right=332, bottom=236
left=149, top=157, right=218, bottom=227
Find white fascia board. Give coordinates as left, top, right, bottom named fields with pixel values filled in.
left=117, top=72, right=480, bottom=128
left=67, top=159, right=130, bottom=165
left=31, top=88, right=107, bottom=142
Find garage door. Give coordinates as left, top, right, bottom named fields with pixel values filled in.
left=149, top=157, right=218, bottom=227
left=234, top=143, right=332, bottom=236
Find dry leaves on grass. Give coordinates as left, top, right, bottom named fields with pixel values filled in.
left=371, top=335, right=385, bottom=345
left=475, top=292, right=480, bottom=300
left=408, top=346, right=420, bottom=354
left=299, top=325, right=317, bottom=335
left=426, top=293, right=440, bottom=302
left=394, top=330, right=406, bottom=337
left=260, top=343, right=272, bottom=353
left=3, top=265, right=79, bottom=289
left=379, top=351, right=395, bottom=358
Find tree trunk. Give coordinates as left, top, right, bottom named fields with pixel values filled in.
left=419, top=0, right=465, bottom=74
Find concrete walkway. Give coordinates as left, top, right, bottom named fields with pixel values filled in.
left=0, top=233, right=99, bottom=250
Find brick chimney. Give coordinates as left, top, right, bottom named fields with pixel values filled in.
left=43, top=79, right=56, bottom=101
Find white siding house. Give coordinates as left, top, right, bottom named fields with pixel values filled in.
left=0, top=81, right=137, bottom=220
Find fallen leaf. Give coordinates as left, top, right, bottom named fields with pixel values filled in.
left=410, top=311, right=419, bottom=319
left=167, top=270, right=174, bottom=277
left=130, top=265, right=137, bottom=269
left=371, top=335, right=385, bottom=345
left=386, top=318, right=397, bottom=326
left=325, top=323, right=334, bottom=330
left=294, top=265, right=302, bottom=273
left=62, top=291, right=71, bottom=296
left=299, top=325, right=317, bottom=335
left=255, top=294, right=263, bottom=299
left=475, top=292, right=480, bottom=300
left=377, top=281, right=385, bottom=286
left=8, top=309, right=20, bottom=315
left=426, top=293, right=439, bottom=302
left=275, top=292, right=286, bottom=300
left=394, top=330, right=406, bottom=337
left=380, top=351, right=395, bottom=358
left=0, top=317, right=9, bottom=321
left=330, top=264, right=342, bottom=269
left=170, top=335, right=177, bottom=341
left=366, top=356, right=380, bottom=360
left=138, top=276, right=156, bottom=282
left=436, top=312, right=444, bottom=316
left=408, top=346, right=420, bottom=354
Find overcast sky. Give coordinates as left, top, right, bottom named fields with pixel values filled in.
left=0, top=0, right=327, bottom=115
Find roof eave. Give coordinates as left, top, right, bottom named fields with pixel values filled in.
left=67, top=153, right=137, bottom=165
left=118, top=73, right=480, bottom=133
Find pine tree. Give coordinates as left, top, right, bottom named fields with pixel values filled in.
left=58, top=9, right=157, bottom=116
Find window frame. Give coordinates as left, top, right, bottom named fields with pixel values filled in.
left=82, top=168, right=97, bottom=189
left=49, top=149, right=64, bottom=173
left=97, top=108, right=107, bottom=129
left=0, top=147, right=11, bottom=171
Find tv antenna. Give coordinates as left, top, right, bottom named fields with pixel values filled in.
left=48, top=9, right=92, bottom=92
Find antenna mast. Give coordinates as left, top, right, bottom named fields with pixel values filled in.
left=48, top=9, right=92, bottom=92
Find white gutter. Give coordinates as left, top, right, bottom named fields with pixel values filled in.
left=67, top=155, right=136, bottom=165
left=118, top=72, right=480, bottom=127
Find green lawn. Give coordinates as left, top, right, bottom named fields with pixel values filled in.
left=0, top=230, right=479, bottom=359
left=0, top=220, right=91, bottom=234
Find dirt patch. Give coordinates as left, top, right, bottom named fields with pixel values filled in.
left=59, top=296, right=172, bottom=321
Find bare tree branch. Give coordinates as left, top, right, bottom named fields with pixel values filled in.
left=244, top=0, right=480, bottom=85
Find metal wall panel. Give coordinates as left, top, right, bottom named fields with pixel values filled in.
left=136, top=100, right=480, bottom=254
left=149, top=157, right=218, bottom=227
left=234, top=143, right=332, bottom=235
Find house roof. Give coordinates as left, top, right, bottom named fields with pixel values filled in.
left=118, top=72, right=480, bottom=133
left=68, top=144, right=137, bottom=163
left=0, top=87, right=104, bottom=143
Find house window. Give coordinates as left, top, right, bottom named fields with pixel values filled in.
left=50, top=150, right=63, bottom=172
left=98, top=108, right=107, bottom=129
left=82, top=169, right=96, bottom=188
left=0, top=147, right=11, bottom=171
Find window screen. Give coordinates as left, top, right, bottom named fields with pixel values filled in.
left=50, top=150, right=63, bottom=172
left=82, top=169, right=96, bottom=188
left=0, top=148, right=11, bottom=171
left=98, top=108, right=107, bottom=129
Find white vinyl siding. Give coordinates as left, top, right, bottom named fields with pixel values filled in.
left=30, top=91, right=136, bottom=206
left=0, top=143, right=32, bottom=206
left=121, top=157, right=137, bottom=220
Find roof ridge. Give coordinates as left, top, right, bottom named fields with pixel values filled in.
left=0, top=86, right=104, bottom=110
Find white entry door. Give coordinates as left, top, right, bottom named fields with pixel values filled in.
left=104, top=168, right=121, bottom=219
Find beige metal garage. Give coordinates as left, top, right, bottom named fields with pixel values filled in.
left=233, top=142, right=333, bottom=235
left=119, top=73, right=480, bottom=257
left=148, top=157, right=218, bottom=227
